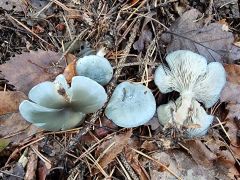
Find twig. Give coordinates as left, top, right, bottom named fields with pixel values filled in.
left=7, top=15, right=53, bottom=47
left=118, top=153, right=139, bottom=180
left=131, top=148, right=182, bottom=180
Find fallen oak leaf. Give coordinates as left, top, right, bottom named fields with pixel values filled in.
left=0, top=50, right=64, bottom=94
left=93, top=129, right=132, bottom=174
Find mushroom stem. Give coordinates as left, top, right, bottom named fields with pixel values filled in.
left=96, top=47, right=106, bottom=57
left=174, top=91, right=193, bottom=124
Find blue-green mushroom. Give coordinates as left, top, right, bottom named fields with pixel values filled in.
left=105, top=82, right=156, bottom=128
left=76, top=51, right=113, bottom=86
left=19, top=74, right=107, bottom=131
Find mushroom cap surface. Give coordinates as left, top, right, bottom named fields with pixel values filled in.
left=76, top=55, right=113, bottom=85
left=105, top=82, right=156, bottom=128
left=19, top=75, right=107, bottom=131
left=157, top=98, right=213, bottom=137
left=154, top=50, right=226, bottom=108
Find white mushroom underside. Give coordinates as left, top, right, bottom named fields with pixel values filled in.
left=105, top=82, right=156, bottom=128
left=157, top=98, right=213, bottom=137
left=154, top=50, right=226, bottom=108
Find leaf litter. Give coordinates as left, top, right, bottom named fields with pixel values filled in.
left=161, top=9, right=240, bottom=63
left=0, top=1, right=240, bottom=179
left=0, top=50, right=64, bottom=94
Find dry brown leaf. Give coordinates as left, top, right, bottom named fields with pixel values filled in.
left=149, top=150, right=236, bottom=179
left=205, top=137, right=235, bottom=168
left=0, top=113, right=40, bottom=145
left=124, top=146, right=150, bottom=180
left=161, top=9, right=240, bottom=63
left=0, top=91, right=27, bottom=115
left=94, top=117, right=118, bottom=139
left=0, top=50, right=64, bottom=94
left=94, top=129, right=132, bottom=172
left=220, top=64, right=240, bottom=119
left=225, top=119, right=240, bottom=159
left=182, top=140, right=217, bottom=167
left=141, top=140, right=158, bottom=152
left=0, top=0, right=27, bottom=12
left=63, top=60, right=76, bottom=83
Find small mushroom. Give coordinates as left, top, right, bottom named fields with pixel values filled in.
left=154, top=50, right=226, bottom=125
left=19, top=74, right=107, bottom=131
left=76, top=50, right=113, bottom=85
left=105, top=82, right=156, bottom=128
left=157, top=98, right=213, bottom=137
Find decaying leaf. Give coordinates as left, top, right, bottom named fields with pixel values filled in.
left=0, top=91, right=27, bottom=115
left=124, top=146, right=150, bottom=180
left=94, top=117, right=118, bottom=139
left=221, top=64, right=240, bottom=119
left=0, top=113, right=40, bottom=144
left=133, top=27, right=153, bottom=52
left=63, top=58, right=77, bottom=83
left=0, top=0, right=27, bottom=12
left=161, top=9, right=240, bottom=63
left=0, top=50, right=64, bottom=94
left=149, top=150, right=237, bottom=180
left=0, top=90, right=40, bottom=144
left=225, top=119, right=240, bottom=159
left=94, top=129, right=132, bottom=172
left=182, top=140, right=217, bottom=167
left=0, top=138, right=10, bottom=152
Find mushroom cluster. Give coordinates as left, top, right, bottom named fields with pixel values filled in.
left=154, top=50, right=226, bottom=137
left=19, top=75, right=107, bottom=131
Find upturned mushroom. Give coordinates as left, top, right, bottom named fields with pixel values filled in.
left=157, top=98, right=214, bottom=137
left=154, top=50, right=226, bottom=136
left=19, top=74, right=107, bottom=131
left=76, top=50, right=113, bottom=86
left=105, top=82, right=156, bottom=128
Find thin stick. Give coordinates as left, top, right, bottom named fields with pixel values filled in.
left=7, top=15, right=52, bottom=47
left=131, top=148, right=182, bottom=180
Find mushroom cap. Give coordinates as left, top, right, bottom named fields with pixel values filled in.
left=157, top=100, right=176, bottom=126
left=193, top=62, right=226, bottom=108
left=105, top=82, right=156, bottom=128
left=76, top=55, right=113, bottom=85
left=19, top=100, right=86, bottom=131
left=157, top=98, right=213, bottom=137
left=154, top=50, right=226, bottom=108
left=19, top=74, right=107, bottom=131
left=186, top=100, right=213, bottom=137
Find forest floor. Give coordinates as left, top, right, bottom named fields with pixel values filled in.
left=0, top=0, right=240, bottom=179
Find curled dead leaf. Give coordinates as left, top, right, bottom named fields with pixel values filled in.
left=93, top=129, right=132, bottom=174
